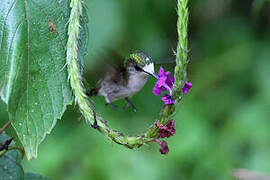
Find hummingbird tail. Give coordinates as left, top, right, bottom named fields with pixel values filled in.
left=87, top=88, right=98, bottom=97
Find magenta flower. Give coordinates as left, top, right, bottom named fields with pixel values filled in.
left=153, top=67, right=192, bottom=105
left=161, top=94, right=175, bottom=105
left=153, top=67, right=175, bottom=104
left=153, top=139, right=170, bottom=155
left=156, top=120, right=176, bottom=138
left=182, top=81, right=192, bottom=95
left=152, top=67, right=175, bottom=96
left=159, top=140, right=169, bottom=154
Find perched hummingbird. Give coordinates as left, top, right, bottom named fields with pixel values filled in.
left=87, top=52, right=158, bottom=112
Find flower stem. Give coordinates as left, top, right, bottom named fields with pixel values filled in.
left=67, top=0, right=189, bottom=150
left=0, top=121, right=11, bottom=135
left=67, top=0, right=150, bottom=147
left=174, top=0, right=189, bottom=101
left=0, top=146, right=25, bottom=159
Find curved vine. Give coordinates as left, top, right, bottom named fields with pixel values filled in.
left=67, top=0, right=190, bottom=151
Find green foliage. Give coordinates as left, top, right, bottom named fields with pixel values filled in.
left=19, top=0, right=270, bottom=179
left=0, top=134, right=24, bottom=180
left=0, top=0, right=189, bottom=160
left=0, top=0, right=269, bottom=179
left=0, top=133, right=49, bottom=180
left=0, top=0, right=89, bottom=159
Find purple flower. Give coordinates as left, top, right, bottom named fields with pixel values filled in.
left=159, top=140, right=169, bottom=154
left=182, top=81, right=192, bottom=95
left=153, top=67, right=175, bottom=96
left=153, top=67, right=192, bottom=105
left=161, top=94, right=175, bottom=105
left=153, top=138, right=170, bottom=155
left=156, top=120, right=176, bottom=138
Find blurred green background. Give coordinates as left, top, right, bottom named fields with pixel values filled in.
left=1, top=0, right=270, bottom=179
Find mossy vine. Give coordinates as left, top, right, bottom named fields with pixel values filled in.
left=67, top=0, right=190, bottom=152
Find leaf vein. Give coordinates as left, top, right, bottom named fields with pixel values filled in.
left=23, top=0, right=33, bottom=155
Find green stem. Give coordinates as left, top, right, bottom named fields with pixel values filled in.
left=0, top=150, right=6, bottom=158
left=0, top=121, right=11, bottom=135
left=174, top=0, right=189, bottom=101
left=67, top=0, right=189, bottom=149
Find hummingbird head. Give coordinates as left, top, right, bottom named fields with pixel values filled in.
left=126, top=52, right=158, bottom=79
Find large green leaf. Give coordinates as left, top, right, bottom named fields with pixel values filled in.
left=0, top=0, right=75, bottom=159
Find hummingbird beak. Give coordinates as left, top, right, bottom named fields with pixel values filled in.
left=151, top=73, right=159, bottom=79
left=142, top=70, right=159, bottom=79
left=141, top=63, right=158, bottom=79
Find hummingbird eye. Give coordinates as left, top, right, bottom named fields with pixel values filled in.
left=134, top=65, right=142, bottom=71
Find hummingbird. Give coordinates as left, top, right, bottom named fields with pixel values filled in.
left=87, top=51, right=158, bottom=112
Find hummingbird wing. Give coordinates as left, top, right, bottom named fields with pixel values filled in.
left=86, top=50, right=126, bottom=78
left=86, top=51, right=129, bottom=96
left=102, top=64, right=128, bottom=85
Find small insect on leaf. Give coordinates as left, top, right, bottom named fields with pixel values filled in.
left=48, top=21, right=56, bottom=32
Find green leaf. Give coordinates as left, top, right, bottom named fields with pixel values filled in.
left=0, top=133, right=51, bottom=180
left=0, top=0, right=74, bottom=159
left=0, top=134, right=24, bottom=180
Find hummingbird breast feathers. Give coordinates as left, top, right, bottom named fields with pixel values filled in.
left=96, top=68, right=148, bottom=102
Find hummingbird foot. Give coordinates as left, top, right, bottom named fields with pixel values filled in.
left=124, top=97, right=137, bottom=112
left=91, top=110, right=99, bottom=129
left=108, top=102, right=118, bottom=110
left=91, top=121, right=99, bottom=129
left=105, top=97, right=118, bottom=110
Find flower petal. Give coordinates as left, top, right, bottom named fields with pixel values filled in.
left=182, top=81, right=192, bottom=95
left=159, top=141, right=169, bottom=154
left=152, top=67, right=175, bottom=96
left=158, top=66, right=165, bottom=77
left=153, top=86, right=162, bottom=96
left=161, top=94, right=175, bottom=105
left=157, top=120, right=176, bottom=138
